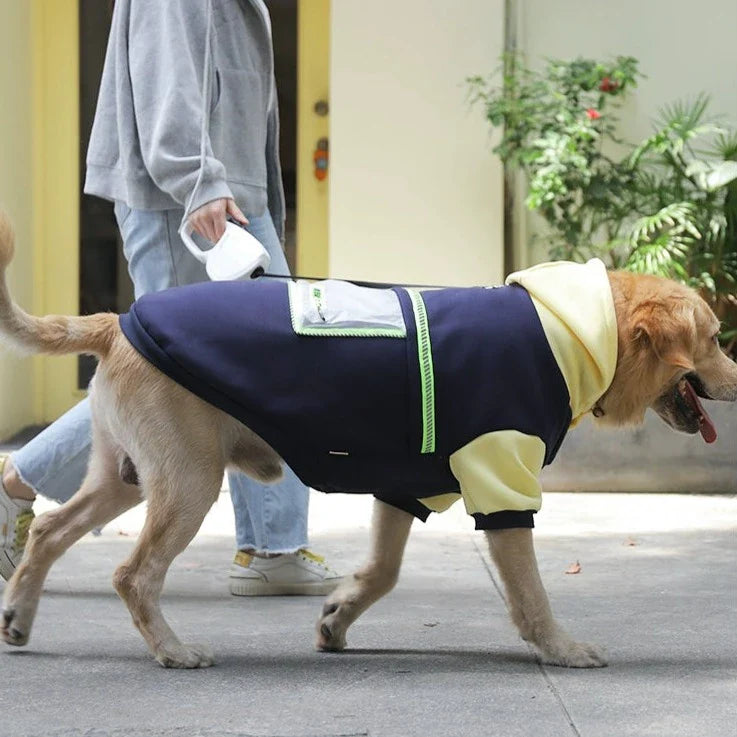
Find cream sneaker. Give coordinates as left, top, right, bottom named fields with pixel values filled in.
left=0, top=457, right=34, bottom=581
left=229, top=549, right=342, bottom=596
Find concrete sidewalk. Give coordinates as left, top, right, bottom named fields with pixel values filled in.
left=1, top=492, right=735, bottom=737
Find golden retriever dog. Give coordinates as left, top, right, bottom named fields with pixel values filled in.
left=0, top=211, right=735, bottom=669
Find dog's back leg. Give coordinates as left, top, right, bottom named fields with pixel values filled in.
left=2, top=432, right=142, bottom=648
left=316, top=498, right=414, bottom=651
left=112, top=465, right=222, bottom=669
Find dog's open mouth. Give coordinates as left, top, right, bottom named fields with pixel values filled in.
left=675, top=373, right=717, bottom=443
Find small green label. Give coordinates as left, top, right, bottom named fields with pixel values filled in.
left=312, top=287, right=326, bottom=322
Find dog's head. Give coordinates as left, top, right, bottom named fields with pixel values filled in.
left=600, top=272, right=737, bottom=441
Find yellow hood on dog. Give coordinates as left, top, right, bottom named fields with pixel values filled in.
left=506, top=258, right=618, bottom=424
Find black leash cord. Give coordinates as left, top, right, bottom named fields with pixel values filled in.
left=229, top=217, right=455, bottom=289
left=253, top=268, right=453, bottom=290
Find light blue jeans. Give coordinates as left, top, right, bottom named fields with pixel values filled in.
left=11, top=205, right=309, bottom=554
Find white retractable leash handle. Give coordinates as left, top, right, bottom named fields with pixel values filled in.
left=180, top=219, right=271, bottom=281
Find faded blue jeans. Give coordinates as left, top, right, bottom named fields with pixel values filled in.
left=11, top=205, right=309, bottom=553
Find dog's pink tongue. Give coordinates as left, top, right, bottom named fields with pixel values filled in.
left=683, top=380, right=717, bottom=443
left=700, top=414, right=717, bottom=443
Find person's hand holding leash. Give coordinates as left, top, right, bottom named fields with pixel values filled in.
left=189, top=198, right=248, bottom=242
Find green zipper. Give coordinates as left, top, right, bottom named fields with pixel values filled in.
left=405, top=289, right=436, bottom=454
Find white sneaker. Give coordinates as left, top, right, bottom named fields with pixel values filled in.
left=229, top=549, right=343, bottom=596
left=0, top=459, right=34, bottom=581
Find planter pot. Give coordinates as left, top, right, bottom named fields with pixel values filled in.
left=541, top=402, right=737, bottom=493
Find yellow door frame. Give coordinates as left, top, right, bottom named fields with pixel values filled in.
left=296, top=0, right=330, bottom=275
left=31, top=0, right=82, bottom=422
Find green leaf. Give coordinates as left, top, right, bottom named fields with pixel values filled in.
left=702, top=161, right=737, bottom=191
left=685, top=159, right=737, bottom=191
left=629, top=202, right=699, bottom=246
left=714, top=130, right=737, bottom=160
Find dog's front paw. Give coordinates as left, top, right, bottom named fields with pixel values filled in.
left=1, top=604, right=34, bottom=647
left=315, top=601, right=348, bottom=652
left=540, top=639, right=608, bottom=668
left=156, top=642, right=215, bottom=669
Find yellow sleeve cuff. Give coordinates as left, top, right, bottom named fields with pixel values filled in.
left=449, top=430, right=545, bottom=516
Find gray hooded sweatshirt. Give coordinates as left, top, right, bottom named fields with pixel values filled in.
left=84, top=0, right=285, bottom=242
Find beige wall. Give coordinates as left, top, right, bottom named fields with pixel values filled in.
left=329, top=0, right=504, bottom=286
left=518, top=0, right=737, bottom=263
left=0, top=2, right=36, bottom=439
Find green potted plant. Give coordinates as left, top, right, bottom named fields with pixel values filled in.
left=470, top=56, right=737, bottom=491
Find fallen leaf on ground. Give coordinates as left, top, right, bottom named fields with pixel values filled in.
left=564, top=561, right=581, bottom=575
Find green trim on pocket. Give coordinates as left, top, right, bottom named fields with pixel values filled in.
left=405, top=289, right=436, bottom=454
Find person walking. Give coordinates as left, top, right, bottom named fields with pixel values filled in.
left=0, top=0, right=341, bottom=596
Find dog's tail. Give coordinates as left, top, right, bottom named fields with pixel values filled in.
left=0, top=210, right=117, bottom=358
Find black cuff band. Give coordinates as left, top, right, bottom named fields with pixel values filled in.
left=472, top=510, right=535, bottom=530
left=373, top=494, right=432, bottom=523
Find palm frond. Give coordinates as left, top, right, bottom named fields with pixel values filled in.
left=634, top=95, right=724, bottom=161
left=625, top=236, right=690, bottom=279
left=703, top=212, right=727, bottom=250
left=713, top=130, right=737, bottom=160
left=656, top=94, right=711, bottom=136
left=628, top=202, right=700, bottom=245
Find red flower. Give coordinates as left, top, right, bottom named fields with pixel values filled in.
left=599, top=76, right=619, bottom=93
left=586, top=108, right=601, bottom=120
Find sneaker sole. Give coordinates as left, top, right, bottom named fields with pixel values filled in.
left=229, top=577, right=343, bottom=597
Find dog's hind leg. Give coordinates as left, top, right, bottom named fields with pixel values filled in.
left=2, top=436, right=142, bottom=648
left=112, top=466, right=222, bottom=669
left=485, top=528, right=607, bottom=668
left=316, top=499, right=413, bottom=651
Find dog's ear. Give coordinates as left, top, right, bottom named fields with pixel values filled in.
left=632, top=299, right=696, bottom=371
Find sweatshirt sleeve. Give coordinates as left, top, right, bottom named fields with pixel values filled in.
left=128, top=0, right=233, bottom=212
left=449, top=430, right=546, bottom=530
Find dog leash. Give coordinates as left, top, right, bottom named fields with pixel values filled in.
left=252, top=268, right=454, bottom=290
left=216, top=216, right=464, bottom=289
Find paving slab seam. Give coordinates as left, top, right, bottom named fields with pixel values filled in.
left=471, top=535, right=583, bottom=737
left=534, top=663, right=583, bottom=737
